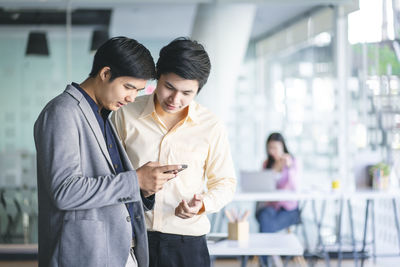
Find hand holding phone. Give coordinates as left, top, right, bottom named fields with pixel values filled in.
left=164, top=164, right=188, bottom=174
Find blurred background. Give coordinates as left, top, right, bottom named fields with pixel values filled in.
left=0, top=0, right=399, bottom=266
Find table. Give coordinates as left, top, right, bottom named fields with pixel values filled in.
left=0, top=244, right=37, bottom=254
left=208, top=233, right=303, bottom=267
left=0, top=244, right=37, bottom=260
left=233, top=190, right=343, bottom=201
left=233, top=189, right=400, bottom=202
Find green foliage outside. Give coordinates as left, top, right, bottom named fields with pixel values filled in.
left=352, top=42, right=400, bottom=75
left=369, top=162, right=391, bottom=176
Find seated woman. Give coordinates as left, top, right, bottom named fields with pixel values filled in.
left=256, top=132, right=300, bottom=233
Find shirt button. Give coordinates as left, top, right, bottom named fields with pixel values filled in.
left=114, top=164, right=118, bottom=169
left=126, top=216, right=131, bottom=222
left=109, top=144, right=113, bottom=149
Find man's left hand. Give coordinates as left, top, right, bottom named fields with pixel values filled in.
left=175, top=194, right=204, bottom=219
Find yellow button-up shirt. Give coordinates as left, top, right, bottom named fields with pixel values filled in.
left=111, top=94, right=236, bottom=236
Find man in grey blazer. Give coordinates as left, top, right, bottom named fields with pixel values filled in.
left=34, top=37, right=181, bottom=267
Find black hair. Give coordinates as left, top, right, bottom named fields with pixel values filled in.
left=264, top=132, right=290, bottom=169
left=156, top=37, right=211, bottom=93
left=89, top=36, right=155, bottom=81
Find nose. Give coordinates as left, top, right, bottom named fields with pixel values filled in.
left=170, top=91, right=180, bottom=103
left=125, top=95, right=133, bottom=103
left=126, top=91, right=138, bottom=103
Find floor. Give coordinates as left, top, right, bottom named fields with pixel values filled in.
left=212, top=257, right=400, bottom=266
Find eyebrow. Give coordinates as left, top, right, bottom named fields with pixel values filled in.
left=126, top=83, right=145, bottom=90
left=165, top=81, right=194, bottom=94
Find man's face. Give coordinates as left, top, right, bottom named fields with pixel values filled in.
left=155, top=73, right=199, bottom=114
left=97, top=69, right=146, bottom=111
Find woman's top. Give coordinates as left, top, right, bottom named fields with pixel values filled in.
left=257, top=157, right=299, bottom=211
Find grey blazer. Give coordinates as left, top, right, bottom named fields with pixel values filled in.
left=34, top=85, right=150, bottom=267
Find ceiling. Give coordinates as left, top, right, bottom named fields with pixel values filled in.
left=251, top=3, right=318, bottom=39
left=0, top=0, right=354, bottom=40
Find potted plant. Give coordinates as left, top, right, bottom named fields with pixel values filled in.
left=369, top=162, right=391, bottom=190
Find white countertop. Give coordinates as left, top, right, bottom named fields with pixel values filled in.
left=207, top=233, right=303, bottom=256
left=233, top=189, right=400, bottom=202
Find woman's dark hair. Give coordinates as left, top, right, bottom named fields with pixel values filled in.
left=156, top=37, right=211, bottom=92
left=89, top=36, right=156, bottom=81
left=265, top=132, right=290, bottom=169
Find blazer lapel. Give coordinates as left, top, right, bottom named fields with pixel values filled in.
left=65, top=85, right=115, bottom=172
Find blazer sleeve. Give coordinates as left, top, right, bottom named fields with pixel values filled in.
left=34, top=103, right=141, bottom=211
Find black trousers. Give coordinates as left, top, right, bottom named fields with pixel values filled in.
left=147, top=231, right=210, bottom=267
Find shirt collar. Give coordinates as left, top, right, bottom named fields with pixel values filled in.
left=187, top=101, right=199, bottom=124
left=72, top=82, right=111, bottom=119
left=139, top=93, right=156, bottom=119
left=139, top=93, right=199, bottom=124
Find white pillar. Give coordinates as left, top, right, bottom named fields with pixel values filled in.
left=335, top=5, right=350, bottom=188
left=191, top=3, right=256, bottom=124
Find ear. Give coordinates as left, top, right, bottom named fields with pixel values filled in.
left=99, top=66, right=111, bottom=82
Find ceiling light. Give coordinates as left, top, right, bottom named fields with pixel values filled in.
left=90, top=30, right=109, bottom=52
left=25, top=31, right=49, bottom=56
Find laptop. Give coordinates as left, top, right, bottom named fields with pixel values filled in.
left=239, top=170, right=281, bottom=193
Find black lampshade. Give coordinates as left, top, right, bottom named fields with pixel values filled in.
left=90, top=30, right=109, bottom=51
left=26, top=31, right=49, bottom=56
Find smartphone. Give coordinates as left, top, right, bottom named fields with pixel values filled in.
left=164, top=164, right=188, bottom=174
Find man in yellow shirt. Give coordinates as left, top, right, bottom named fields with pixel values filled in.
left=112, top=37, right=236, bottom=267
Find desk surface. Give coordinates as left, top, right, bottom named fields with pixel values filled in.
left=234, top=189, right=400, bottom=202
left=0, top=244, right=37, bottom=254
left=207, top=233, right=303, bottom=256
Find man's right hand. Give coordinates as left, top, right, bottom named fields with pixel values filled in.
left=136, top=162, right=182, bottom=197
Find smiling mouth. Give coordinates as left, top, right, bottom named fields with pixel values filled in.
left=117, top=102, right=125, bottom=107
left=166, top=103, right=177, bottom=109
